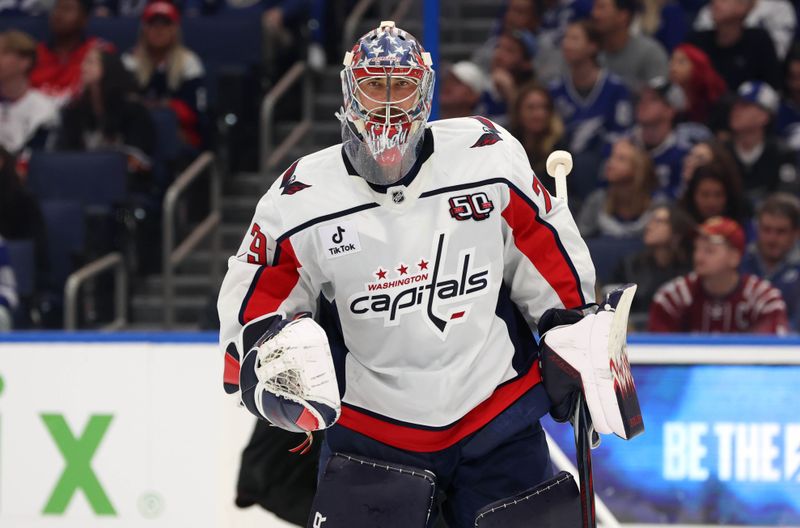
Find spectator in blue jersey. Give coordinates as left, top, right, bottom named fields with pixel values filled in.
left=0, top=236, right=18, bottom=331
left=509, top=81, right=565, bottom=185
left=693, top=0, right=796, bottom=61
left=636, top=0, right=687, bottom=53
left=725, top=81, right=799, bottom=204
left=549, top=20, right=633, bottom=156
left=687, top=0, right=781, bottom=90
left=123, top=1, right=207, bottom=149
left=680, top=162, right=748, bottom=225
left=577, top=138, right=659, bottom=238
left=591, top=0, right=669, bottom=92
left=776, top=44, right=800, bottom=152
left=741, top=193, right=800, bottom=331
left=633, top=77, right=711, bottom=199
left=608, top=204, right=696, bottom=328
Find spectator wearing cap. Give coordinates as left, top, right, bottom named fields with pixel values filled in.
left=688, top=0, right=781, bottom=90
left=693, top=0, right=796, bottom=61
left=471, top=0, right=563, bottom=84
left=483, top=30, right=537, bottom=125
left=123, top=1, right=207, bottom=149
left=509, top=81, right=565, bottom=183
left=0, top=31, right=59, bottom=157
left=649, top=216, right=789, bottom=334
left=668, top=44, right=727, bottom=124
left=726, top=81, right=798, bottom=203
left=0, top=236, right=18, bottom=332
left=740, top=193, right=800, bottom=331
left=632, top=77, right=711, bottom=199
left=549, top=20, right=633, bottom=156
left=590, top=0, right=669, bottom=92
left=577, top=138, right=661, bottom=239
left=776, top=44, right=800, bottom=151
left=30, top=0, right=113, bottom=105
left=440, top=61, right=486, bottom=120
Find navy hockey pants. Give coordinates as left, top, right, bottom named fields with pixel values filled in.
left=318, top=385, right=554, bottom=528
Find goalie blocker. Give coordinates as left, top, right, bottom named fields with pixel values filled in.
left=540, top=284, right=644, bottom=440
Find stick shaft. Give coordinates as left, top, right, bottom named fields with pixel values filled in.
left=575, top=393, right=597, bottom=528
left=555, top=166, right=568, bottom=200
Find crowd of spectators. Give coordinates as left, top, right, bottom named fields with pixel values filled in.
left=1, top=0, right=799, bottom=335
left=442, top=0, right=800, bottom=335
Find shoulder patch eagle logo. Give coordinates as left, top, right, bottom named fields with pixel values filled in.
left=470, top=116, right=503, bottom=148
left=280, top=159, right=311, bottom=195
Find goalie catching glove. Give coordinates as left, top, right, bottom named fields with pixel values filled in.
left=539, top=284, right=644, bottom=441
left=238, top=313, right=341, bottom=433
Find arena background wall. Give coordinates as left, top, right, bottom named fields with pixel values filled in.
left=0, top=334, right=797, bottom=527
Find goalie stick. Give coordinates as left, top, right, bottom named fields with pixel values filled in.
left=547, top=150, right=596, bottom=528
left=546, top=151, right=644, bottom=528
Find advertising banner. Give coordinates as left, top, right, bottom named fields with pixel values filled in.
left=0, top=339, right=290, bottom=527
left=544, top=343, right=800, bottom=526
left=2, top=335, right=798, bottom=526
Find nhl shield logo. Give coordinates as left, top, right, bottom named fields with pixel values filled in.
left=391, top=190, right=405, bottom=203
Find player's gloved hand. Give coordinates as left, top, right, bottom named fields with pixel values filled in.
left=539, top=285, right=644, bottom=441
left=239, top=312, right=341, bottom=433
left=537, top=307, right=586, bottom=423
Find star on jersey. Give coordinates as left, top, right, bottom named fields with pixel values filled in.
left=348, top=232, right=491, bottom=339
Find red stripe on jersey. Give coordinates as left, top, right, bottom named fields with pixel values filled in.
left=223, top=351, right=240, bottom=386
left=501, top=190, right=583, bottom=308
left=295, top=408, right=320, bottom=431
left=242, top=239, right=301, bottom=324
left=337, top=363, right=543, bottom=452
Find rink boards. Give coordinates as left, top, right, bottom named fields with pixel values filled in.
left=0, top=333, right=798, bottom=527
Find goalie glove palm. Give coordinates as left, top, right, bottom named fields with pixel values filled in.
left=239, top=314, right=341, bottom=432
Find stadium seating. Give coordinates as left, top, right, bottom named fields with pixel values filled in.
left=39, top=200, right=86, bottom=291
left=585, top=236, right=644, bottom=284
left=27, top=151, right=128, bottom=211
left=5, top=239, right=35, bottom=299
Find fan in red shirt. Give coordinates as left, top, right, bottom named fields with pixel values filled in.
left=649, top=216, right=789, bottom=334
left=29, top=0, right=113, bottom=105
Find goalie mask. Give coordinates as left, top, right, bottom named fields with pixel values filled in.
left=339, top=21, right=435, bottom=186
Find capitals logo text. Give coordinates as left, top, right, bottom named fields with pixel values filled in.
left=347, top=233, right=491, bottom=339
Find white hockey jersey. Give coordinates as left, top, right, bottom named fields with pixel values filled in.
left=218, top=116, right=596, bottom=452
